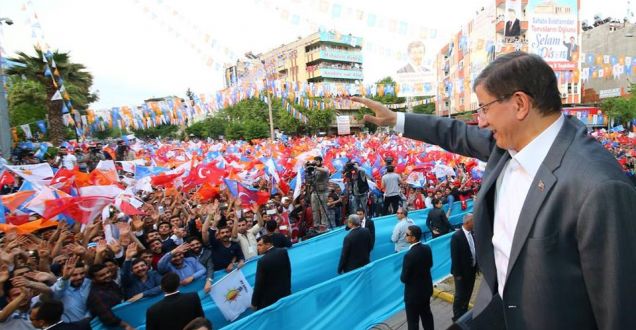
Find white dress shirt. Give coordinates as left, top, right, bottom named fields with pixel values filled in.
left=395, top=111, right=565, bottom=297
left=462, top=226, right=476, bottom=267
left=492, top=115, right=564, bottom=297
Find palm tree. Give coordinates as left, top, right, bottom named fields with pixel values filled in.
left=6, top=48, right=98, bottom=144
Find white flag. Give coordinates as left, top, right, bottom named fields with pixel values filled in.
left=51, top=90, right=62, bottom=101
left=20, top=124, right=32, bottom=139
left=6, top=163, right=54, bottom=186
left=209, top=269, right=253, bottom=322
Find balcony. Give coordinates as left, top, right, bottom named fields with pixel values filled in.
left=307, top=65, right=364, bottom=80
left=318, top=30, right=363, bottom=47
left=306, top=47, right=363, bottom=64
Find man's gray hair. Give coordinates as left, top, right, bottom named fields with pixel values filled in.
left=463, top=213, right=474, bottom=222
left=348, top=214, right=361, bottom=226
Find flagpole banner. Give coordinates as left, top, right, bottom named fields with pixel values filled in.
left=209, top=269, right=253, bottom=322
left=336, top=115, right=351, bottom=135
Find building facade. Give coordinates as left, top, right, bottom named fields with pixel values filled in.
left=436, top=0, right=581, bottom=116
left=580, top=22, right=636, bottom=103
left=223, top=30, right=365, bottom=131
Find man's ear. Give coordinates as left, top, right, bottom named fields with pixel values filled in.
left=514, top=91, right=532, bottom=120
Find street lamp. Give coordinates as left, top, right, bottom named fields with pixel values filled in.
left=0, top=17, right=14, bottom=159
left=261, top=59, right=275, bottom=141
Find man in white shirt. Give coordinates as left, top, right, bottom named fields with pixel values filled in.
left=352, top=51, right=636, bottom=329
left=232, top=206, right=264, bottom=260
left=57, top=146, right=77, bottom=170
left=391, top=207, right=414, bottom=252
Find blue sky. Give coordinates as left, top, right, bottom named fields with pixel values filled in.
left=0, top=0, right=631, bottom=109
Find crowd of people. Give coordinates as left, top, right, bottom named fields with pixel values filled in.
left=0, top=117, right=632, bottom=329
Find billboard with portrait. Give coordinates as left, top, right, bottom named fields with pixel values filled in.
left=504, top=0, right=522, bottom=40
left=527, top=0, right=579, bottom=71
left=395, top=40, right=437, bottom=97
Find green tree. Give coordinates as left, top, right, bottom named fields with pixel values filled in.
left=185, top=117, right=228, bottom=139
left=7, top=79, right=47, bottom=127
left=412, top=101, right=435, bottom=114
left=133, top=125, right=179, bottom=139
left=6, top=48, right=98, bottom=144
left=601, top=87, right=636, bottom=127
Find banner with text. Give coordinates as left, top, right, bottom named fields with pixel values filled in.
left=527, top=0, right=579, bottom=71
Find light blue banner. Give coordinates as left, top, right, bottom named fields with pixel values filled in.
left=91, top=201, right=472, bottom=330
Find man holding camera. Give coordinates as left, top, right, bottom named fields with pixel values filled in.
left=344, top=162, right=372, bottom=215
left=305, top=156, right=330, bottom=232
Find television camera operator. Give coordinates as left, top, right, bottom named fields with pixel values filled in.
left=343, top=161, right=373, bottom=216
left=304, top=156, right=331, bottom=233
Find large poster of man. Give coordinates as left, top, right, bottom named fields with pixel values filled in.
left=527, top=0, right=579, bottom=71
left=395, top=40, right=436, bottom=97
left=504, top=0, right=522, bottom=39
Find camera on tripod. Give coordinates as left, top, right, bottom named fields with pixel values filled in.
left=305, top=161, right=317, bottom=175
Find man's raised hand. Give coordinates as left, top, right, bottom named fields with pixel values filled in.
left=350, top=96, right=398, bottom=127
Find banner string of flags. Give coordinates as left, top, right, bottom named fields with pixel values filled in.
left=580, top=53, right=636, bottom=81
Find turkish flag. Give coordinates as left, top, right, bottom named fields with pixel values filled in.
left=185, top=162, right=225, bottom=186
left=0, top=171, right=15, bottom=186
left=6, top=214, right=30, bottom=226
left=151, top=170, right=184, bottom=188
left=44, top=196, right=114, bottom=224
left=89, top=169, right=116, bottom=186
left=51, top=168, right=75, bottom=186
left=196, top=183, right=219, bottom=202
left=236, top=184, right=269, bottom=207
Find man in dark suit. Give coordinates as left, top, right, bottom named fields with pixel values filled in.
left=29, top=299, right=86, bottom=330
left=504, top=9, right=521, bottom=38
left=352, top=51, right=636, bottom=329
left=345, top=208, right=376, bottom=249
left=337, top=214, right=372, bottom=274
left=400, top=225, right=434, bottom=330
left=146, top=272, right=204, bottom=330
left=251, top=235, right=292, bottom=310
left=451, top=213, right=477, bottom=321
left=426, top=198, right=452, bottom=239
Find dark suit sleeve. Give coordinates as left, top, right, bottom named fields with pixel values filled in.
left=338, top=235, right=350, bottom=274
left=284, top=249, right=292, bottom=287
left=577, top=180, right=636, bottom=328
left=368, top=221, right=376, bottom=249
left=426, top=213, right=432, bottom=232
left=442, top=212, right=452, bottom=231
left=192, top=293, right=204, bottom=317
left=282, top=235, right=293, bottom=248
left=146, top=307, right=156, bottom=330
left=400, top=252, right=411, bottom=283
left=403, top=113, right=494, bottom=162
left=252, top=258, right=264, bottom=308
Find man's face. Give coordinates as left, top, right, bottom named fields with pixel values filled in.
left=170, top=217, right=182, bottom=228
left=257, top=240, right=271, bottom=255
left=92, top=267, right=112, bottom=284
left=171, top=252, right=184, bottom=267
left=476, top=84, right=522, bottom=151
left=396, top=209, right=405, bottom=219
left=507, top=10, right=517, bottom=21
left=150, top=240, right=163, bottom=254
left=147, top=231, right=160, bottom=241
left=409, top=45, right=425, bottom=66
left=158, top=224, right=171, bottom=236
left=173, top=227, right=186, bottom=238
left=105, top=261, right=119, bottom=277
left=70, top=267, right=87, bottom=288
left=30, top=307, right=45, bottom=328
left=189, top=239, right=202, bottom=254
left=140, top=252, right=153, bottom=265
left=356, top=211, right=364, bottom=219
left=219, top=228, right=231, bottom=242
left=131, top=261, right=148, bottom=277
left=405, top=230, right=416, bottom=244
left=237, top=220, right=247, bottom=234
left=463, top=216, right=474, bottom=231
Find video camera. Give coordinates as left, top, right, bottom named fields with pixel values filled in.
left=305, top=161, right=317, bottom=175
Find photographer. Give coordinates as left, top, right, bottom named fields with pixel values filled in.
left=344, top=162, right=372, bottom=216
left=305, top=156, right=330, bottom=232
left=87, top=144, right=106, bottom=172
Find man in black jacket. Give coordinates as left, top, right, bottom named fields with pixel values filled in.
left=251, top=235, right=292, bottom=310
left=345, top=208, right=376, bottom=250
left=451, top=213, right=477, bottom=321
left=30, top=299, right=88, bottom=330
left=426, top=198, right=452, bottom=239
left=338, top=214, right=372, bottom=274
left=400, top=225, right=434, bottom=330
left=146, top=272, right=204, bottom=330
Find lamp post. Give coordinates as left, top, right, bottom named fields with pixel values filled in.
left=260, top=59, right=275, bottom=141
left=0, top=17, right=14, bottom=160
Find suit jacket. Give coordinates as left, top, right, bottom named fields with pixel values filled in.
left=252, top=247, right=292, bottom=309
left=450, top=229, right=476, bottom=278
left=346, top=217, right=376, bottom=249
left=426, top=208, right=452, bottom=235
left=403, top=113, right=636, bottom=329
left=146, top=292, right=204, bottom=330
left=338, top=227, right=372, bottom=273
left=400, top=243, right=433, bottom=304
left=505, top=19, right=520, bottom=37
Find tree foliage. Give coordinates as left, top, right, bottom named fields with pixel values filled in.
left=133, top=125, right=179, bottom=139
left=601, top=85, right=636, bottom=127
left=6, top=48, right=98, bottom=144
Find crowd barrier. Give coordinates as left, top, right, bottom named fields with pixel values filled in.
left=91, top=200, right=473, bottom=330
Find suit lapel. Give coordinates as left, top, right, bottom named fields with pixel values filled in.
left=504, top=117, right=578, bottom=285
